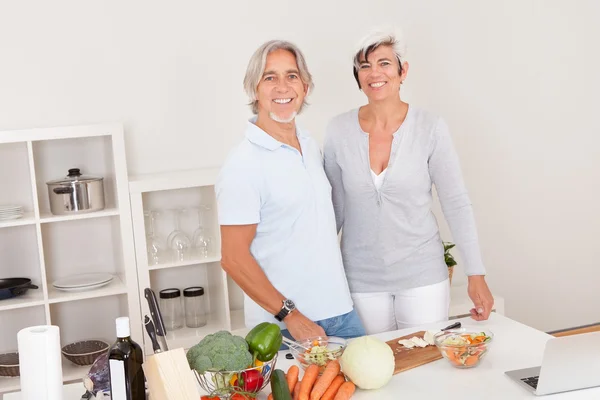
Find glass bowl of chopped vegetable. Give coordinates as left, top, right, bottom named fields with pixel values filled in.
left=289, top=336, right=347, bottom=374
left=433, top=328, right=494, bottom=369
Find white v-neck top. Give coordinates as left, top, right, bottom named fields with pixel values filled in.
left=371, top=168, right=387, bottom=191
left=323, top=106, right=486, bottom=293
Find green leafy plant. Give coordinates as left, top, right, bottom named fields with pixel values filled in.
left=443, top=242, right=457, bottom=268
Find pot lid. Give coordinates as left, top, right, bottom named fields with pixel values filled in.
left=46, top=168, right=103, bottom=185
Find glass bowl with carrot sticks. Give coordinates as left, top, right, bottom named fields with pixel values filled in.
left=288, top=336, right=347, bottom=374
left=433, top=328, right=494, bottom=369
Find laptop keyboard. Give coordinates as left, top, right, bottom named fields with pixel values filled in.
left=521, top=376, right=540, bottom=389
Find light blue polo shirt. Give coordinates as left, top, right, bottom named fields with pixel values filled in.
left=216, top=119, right=353, bottom=328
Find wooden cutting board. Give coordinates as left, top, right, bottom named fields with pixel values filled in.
left=386, top=330, right=442, bottom=374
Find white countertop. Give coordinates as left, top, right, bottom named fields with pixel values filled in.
left=5, top=313, right=598, bottom=399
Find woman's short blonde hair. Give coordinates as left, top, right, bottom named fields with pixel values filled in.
left=243, top=40, right=314, bottom=115
left=352, top=27, right=407, bottom=89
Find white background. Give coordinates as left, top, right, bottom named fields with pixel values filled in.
left=1, top=0, right=598, bottom=332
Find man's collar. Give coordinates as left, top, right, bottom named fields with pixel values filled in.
left=245, top=116, right=309, bottom=151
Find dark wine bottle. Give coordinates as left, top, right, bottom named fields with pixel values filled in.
left=108, top=317, right=146, bottom=400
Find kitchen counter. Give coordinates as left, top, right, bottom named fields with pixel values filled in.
left=5, top=313, right=599, bottom=399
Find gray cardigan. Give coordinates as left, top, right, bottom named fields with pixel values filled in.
left=323, top=106, right=486, bottom=293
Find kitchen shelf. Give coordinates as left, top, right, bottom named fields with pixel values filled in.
left=165, top=313, right=229, bottom=350
left=0, top=378, right=21, bottom=394
left=62, top=360, right=94, bottom=384
left=0, top=361, right=92, bottom=394
left=0, top=123, right=141, bottom=396
left=39, top=208, right=120, bottom=224
left=0, top=291, right=45, bottom=312
left=0, top=213, right=36, bottom=229
left=230, top=309, right=247, bottom=334
left=130, top=168, right=247, bottom=355
left=147, top=255, right=221, bottom=271
left=47, top=276, right=127, bottom=304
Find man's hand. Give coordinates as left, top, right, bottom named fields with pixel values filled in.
left=467, top=275, right=494, bottom=321
left=284, top=311, right=326, bottom=340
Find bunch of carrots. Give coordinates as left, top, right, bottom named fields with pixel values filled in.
left=268, top=360, right=356, bottom=400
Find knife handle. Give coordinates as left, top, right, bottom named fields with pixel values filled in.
left=144, top=315, right=162, bottom=353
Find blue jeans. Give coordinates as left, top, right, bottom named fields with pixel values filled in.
left=281, top=309, right=366, bottom=347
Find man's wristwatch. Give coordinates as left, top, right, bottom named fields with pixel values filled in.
left=274, top=299, right=296, bottom=321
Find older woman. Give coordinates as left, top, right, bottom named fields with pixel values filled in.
left=323, top=28, right=494, bottom=334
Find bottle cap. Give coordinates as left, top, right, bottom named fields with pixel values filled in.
left=116, top=316, right=130, bottom=338
left=183, top=287, right=204, bottom=297
left=160, top=288, right=181, bottom=299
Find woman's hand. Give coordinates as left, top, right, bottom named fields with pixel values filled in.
left=467, top=275, right=494, bottom=321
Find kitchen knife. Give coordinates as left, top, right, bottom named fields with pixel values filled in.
left=144, top=315, right=162, bottom=354
left=441, top=322, right=461, bottom=331
left=144, top=288, right=169, bottom=351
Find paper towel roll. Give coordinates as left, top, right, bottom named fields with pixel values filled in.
left=17, top=325, right=63, bottom=400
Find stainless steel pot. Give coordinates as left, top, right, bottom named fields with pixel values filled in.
left=46, top=168, right=105, bottom=215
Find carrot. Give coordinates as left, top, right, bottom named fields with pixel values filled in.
left=298, top=364, right=319, bottom=400
left=267, top=394, right=274, bottom=400
left=293, top=380, right=301, bottom=400
left=321, top=375, right=346, bottom=400
left=333, top=381, right=356, bottom=400
left=310, top=360, right=340, bottom=400
left=287, top=365, right=300, bottom=393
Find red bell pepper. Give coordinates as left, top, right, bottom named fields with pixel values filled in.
left=233, top=369, right=264, bottom=393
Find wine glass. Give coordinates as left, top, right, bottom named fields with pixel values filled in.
left=144, top=210, right=163, bottom=265
left=192, top=205, right=213, bottom=259
left=166, top=208, right=191, bottom=262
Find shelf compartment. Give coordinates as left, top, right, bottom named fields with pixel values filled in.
left=0, top=225, right=43, bottom=291
left=165, top=313, right=230, bottom=350
left=32, top=135, right=118, bottom=216
left=0, top=142, right=35, bottom=218
left=39, top=207, right=120, bottom=224
left=48, top=275, right=127, bottom=304
left=147, top=255, right=221, bottom=271
left=0, top=212, right=36, bottom=229
left=145, top=262, right=229, bottom=351
left=49, top=295, right=128, bottom=347
left=0, top=290, right=45, bottom=312
left=141, top=186, right=220, bottom=260
left=41, top=216, right=125, bottom=285
left=0, top=306, right=46, bottom=355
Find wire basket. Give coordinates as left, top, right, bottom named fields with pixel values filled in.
left=194, top=354, right=278, bottom=399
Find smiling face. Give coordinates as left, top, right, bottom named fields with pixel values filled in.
left=357, top=45, right=408, bottom=102
left=256, top=49, right=308, bottom=123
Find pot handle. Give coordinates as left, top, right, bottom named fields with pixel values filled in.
left=53, top=187, right=73, bottom=194
left=13, top=284, right=39, bottom=296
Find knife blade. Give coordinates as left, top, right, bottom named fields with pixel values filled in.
left=144, top=315, right=162, bottom=354
left=144, top=288, right=169, bottom=351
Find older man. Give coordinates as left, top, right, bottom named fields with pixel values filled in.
left=216, top=40, right=365, bottom=340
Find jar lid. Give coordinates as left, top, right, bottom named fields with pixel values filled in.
left=183, top=287, right=205, bottom=297
left=159, top=288, right=181, bottom=299
left=46, top=168, right=103, bottom=185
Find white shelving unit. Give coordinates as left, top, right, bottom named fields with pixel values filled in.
left=0, top=124, right=141, bottom=396
left=129, top=168, right=249, bottom=355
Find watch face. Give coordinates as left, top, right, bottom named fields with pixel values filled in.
left=284, top=299, right=295, bottom=311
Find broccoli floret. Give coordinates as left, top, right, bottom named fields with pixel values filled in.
left=186, top=331, right=253, bottom=373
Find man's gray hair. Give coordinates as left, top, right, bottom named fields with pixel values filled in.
left=243, top=40, right=314, bottom=115
left=352, top=27, right=407, bottom=89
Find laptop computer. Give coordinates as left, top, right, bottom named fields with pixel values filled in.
left=505, top=331, right=600, bottom=396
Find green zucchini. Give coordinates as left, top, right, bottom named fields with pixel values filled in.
left=270, top=369, right=292, bottom=400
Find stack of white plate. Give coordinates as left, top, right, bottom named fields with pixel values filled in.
left=52, top=273, right=114, bottom=292
left=0, top=205, right=24, bottom=221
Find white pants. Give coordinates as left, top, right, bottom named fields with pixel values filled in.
left=351, top=279, right=451, bottom=335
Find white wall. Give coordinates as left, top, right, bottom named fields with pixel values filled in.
left=1, top=0, right=598, bottom=332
